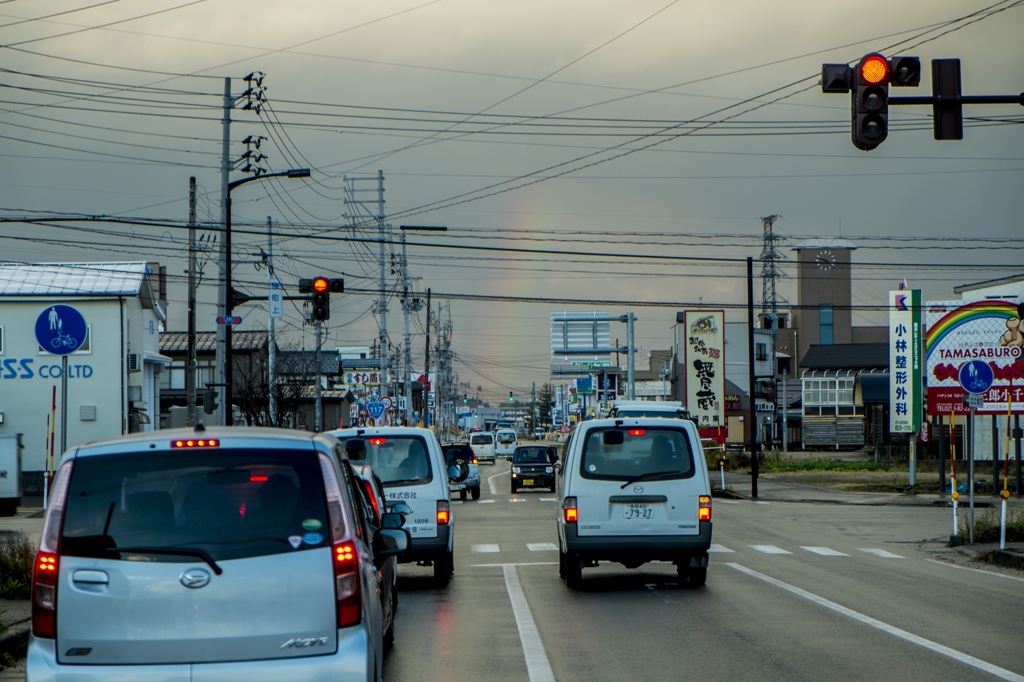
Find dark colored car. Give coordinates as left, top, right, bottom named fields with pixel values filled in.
left=510, top=445, right=558, bottom=493
left=441, top=443, right=481, bottom=500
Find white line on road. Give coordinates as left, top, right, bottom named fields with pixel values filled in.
left=527, top=543, right=557, bottom=552
left=477, top=499, right=495, bottom=504
left=487, top=470, right=506, bottom=495
left=858, top=548, right=905, bottom=559
left=472, top=544, right=500, bottom=553
left=503, top=564, right=557, bottom=682
left=924, top=558, right=1024, bottom=583
left=709, top=544, right=735, bottom=553
left=749, top=545, right=793, bottom=555
left=802, top=546, right=850, bottom=557
left=727, top=563, right=1024, bottom=682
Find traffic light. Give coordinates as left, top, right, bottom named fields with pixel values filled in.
left=311, top=276, right=330, bottom=321
left=852, top=53, right=889, bottom=151
left=932, top=58, right=963, bottom=140
left=463, top=393, right=468, bottom=403
left=203, top=388, right=219, bottom=415
left=509, top=391, right=514, bottom=402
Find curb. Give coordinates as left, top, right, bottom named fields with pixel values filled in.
left=0, top=622, right=28, bottom=663
left=986, top=550, right=1024, bottom=571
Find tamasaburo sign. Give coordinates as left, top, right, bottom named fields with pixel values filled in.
left=925, top=299, right=1024, bottom=415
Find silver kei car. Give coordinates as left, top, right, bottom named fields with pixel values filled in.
left=28, top=426, right=409, bottom=682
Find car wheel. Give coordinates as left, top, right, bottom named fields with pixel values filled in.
left=687, top=567, right=708, bottom=588
left=434, top=552, right=454, bottom=587
left=562, top=550, right=582, bottom=589
left=510, top=481, right=517, bottom=494
left=383, top=608, right=395, bottom=651
left=471, top=486, right=481, bottom=500
left=459, top=489, right=467, bottom=500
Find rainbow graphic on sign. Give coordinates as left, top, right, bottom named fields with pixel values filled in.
left=925, top=299, right=1020, bottom=358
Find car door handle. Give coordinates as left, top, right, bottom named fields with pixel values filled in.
left=72, top=570, right=109, bottom=585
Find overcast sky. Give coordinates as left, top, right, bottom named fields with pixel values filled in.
left=2, top=0, right=1022, bottom=404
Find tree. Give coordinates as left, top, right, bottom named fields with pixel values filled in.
left=537, top=382, right=554, bottom=427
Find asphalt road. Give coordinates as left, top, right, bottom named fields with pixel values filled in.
left=384, top=458, right=1024, bottom=682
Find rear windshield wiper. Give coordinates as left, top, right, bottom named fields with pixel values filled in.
left=619, top=471, right=678, bottom=489
left=113, top=546, right=223, bottom=575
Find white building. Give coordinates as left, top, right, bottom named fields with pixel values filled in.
left=0, top=262, right=168, bottom=490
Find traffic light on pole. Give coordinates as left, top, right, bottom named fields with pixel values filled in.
left=203, top=388, right=219, bottom=415
left=463, top=393, right=468, bottom=403
left=311, top=276, right=330, bottom=321
left=852, top=53, right=889, bottom=151
left=509, top=391, right=514, bottom=402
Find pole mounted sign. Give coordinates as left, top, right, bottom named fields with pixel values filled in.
left=889, top=290, right=922, bottom=433
left=35, top=305, right=87, bottom=355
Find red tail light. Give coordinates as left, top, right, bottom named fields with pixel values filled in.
left=563, top=496, right=578, bottom=524
left=437, top=500, right=450, bottom=525
left=318, top=454, right=362, bottom=629
left=698, top=495, right=712, bottom=522
left=361, top=479, right=381, bottom=521
left=32, top=461, right=73, bottom=639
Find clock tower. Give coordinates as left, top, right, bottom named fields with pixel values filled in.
left=789, top=239, right=856, bottom=367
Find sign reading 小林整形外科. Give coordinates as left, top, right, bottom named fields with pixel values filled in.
left=925, top=299, right=1024, bottom=416
left=889, top=290, right=922, bottom=433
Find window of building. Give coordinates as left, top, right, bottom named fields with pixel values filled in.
left=755, top=342, right=768, bottom=362
left=819, top=305, right=833, bottom=345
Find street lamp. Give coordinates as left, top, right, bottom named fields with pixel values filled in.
left=221, top=167, right=310, bottom=425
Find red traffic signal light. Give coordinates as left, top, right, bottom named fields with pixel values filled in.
left=859, top=54, right=888, bottom=85
left=313, top=277, right=329, bottom=293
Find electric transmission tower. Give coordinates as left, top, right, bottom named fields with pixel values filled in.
left=759, top=214, right=789, bottom=313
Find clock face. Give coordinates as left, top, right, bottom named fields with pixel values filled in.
left=816, top=250, right=836, bottom=270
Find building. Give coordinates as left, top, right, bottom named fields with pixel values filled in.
left=0, top=262, right=167, bottom=491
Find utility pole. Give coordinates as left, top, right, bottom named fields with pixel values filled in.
left=186, top=177, right=198, bottom=426
left=215, top=77, right=232, bottom=427
left=267, top=216, right=278, bottom=427
left=314, top=322, right=323, bottom=432
left=425, top=288, right=432, bottom=428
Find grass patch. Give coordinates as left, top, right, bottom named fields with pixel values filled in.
left=761, top=458, right=884, bottom=473
left=962, top=504, right=1024, bottom=543
left=0, top=532, right=35, bottom=600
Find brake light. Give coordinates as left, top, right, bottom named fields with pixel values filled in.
left=368, top=437, right=387, bottom=446
left=318, top=454, right=362, bottom=629
left=628, top=429, right=645, bottom=437
left=563, top=496, right=578, bottom=524
left=249, top=475, right=268, bottom=482
left=698, top=495, right=712, bottom=522
left=437, top=500, right=450, bottom=525
left=361, top=479, right=381, bottom=521
left=32, top=461, right=73, bottom=639
left=171, top=438, right=220, bottom=448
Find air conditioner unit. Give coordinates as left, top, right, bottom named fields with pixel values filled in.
left=127, top=353, right=141, bottom=373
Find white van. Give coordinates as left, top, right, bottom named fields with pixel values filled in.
left=469, top=431, right=496, bottom=464
left=329, top=426, right=456, bottom=586
left=608, top=400, right=691, bottom=420
left=494, top=429, right=518, bottom=460
left=555, top=417, right=712, bottom=589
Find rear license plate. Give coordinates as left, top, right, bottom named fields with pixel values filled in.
left=623, top=504, right=652, bottom=520
left=450, top=483, right=466, bottom=491
left=522, top=479, right=534, bottom=486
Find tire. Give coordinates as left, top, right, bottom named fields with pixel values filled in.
left=687, top=567, right=708, bottom=588
left=510, top=481, right=518, bottom=494
left=383, top=608, right=395, bottom=651
left=561, top=549, right=582, bottom=589
left=434, top=552, right=454, bottom=587
left=459, top=489, right=467, bottom=500
left=470, top=486, right=481, bottom=500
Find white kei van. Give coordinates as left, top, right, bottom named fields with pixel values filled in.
left=494, top=429, right=518, bottom=460
left=555, top=417, right=712, bottom=589
left=329, top=426, right=456, bottom=586
left=468, top=432, right=496, bottom=464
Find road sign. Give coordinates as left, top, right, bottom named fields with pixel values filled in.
left=381, top=396, right=393, bottom=409
left=269, top=281, right=283, bottom=319
left=366, top=401, right=385, bottom=421
left=958, top=360, right=994, bottom=395
left=965, top=394, right=984, bottom=409
left=216, top=316, right=242, bottom=325
left=36, top=305, right=88, bottom=356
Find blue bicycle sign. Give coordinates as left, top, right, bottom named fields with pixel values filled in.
left=35, top=305, right=88, bottom=357
left=958, top=360, right=994, bottom=395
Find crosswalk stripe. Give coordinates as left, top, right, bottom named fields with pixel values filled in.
left=709, top=544, right=735, bottom=553
left=538, top=498, right=558, bottom=502
left=749, top=545, right=793, bottom=555
left=477, top=499, right=495, bottom=504
left=802, top=546, right=850, bottom=557
left=858, top=548, right=905, bottom=559
left=472, top=544, right=501, bottom=553
left=527, top=543, right=558, bottom=552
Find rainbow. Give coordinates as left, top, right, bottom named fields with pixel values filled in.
left=924, top=299, right=1020, bottom=358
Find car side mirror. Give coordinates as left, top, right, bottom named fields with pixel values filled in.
left=374, top=528, right=410, bottom=557
left=388, top=501, right=413, bottom=516
left=380, top=511, right=405, bottom=529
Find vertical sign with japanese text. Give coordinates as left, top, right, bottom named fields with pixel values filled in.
left=889, top=289, right=922, bottom=433
left=684, top=310, right=725, bottom=431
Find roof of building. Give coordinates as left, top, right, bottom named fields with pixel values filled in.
left=0, top=261, right=164, bottom=318
left=952, top=273, right=1024, bottom=294
left=160, top=331, right=268, bottom=353
left=801, top=343, right=888, bottom=370
left=859, top=374, right=890, bottom=402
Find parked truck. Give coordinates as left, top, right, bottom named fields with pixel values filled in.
left=0, top=434, right=23, bottom=516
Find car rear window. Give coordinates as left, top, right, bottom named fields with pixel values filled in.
left=443, top=445, right=474, bottom=463
left=338, top=435, right=434, bottom=487
left=470, top=434, right=493, bottom=445
left=60, top=448, right=332, bottom=563
left=579, top=427, right=695, bottom=481
left=496, top=432, right=517, bottom=444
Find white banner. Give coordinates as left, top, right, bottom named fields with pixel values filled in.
left=684, top=311, right=725, bottom=430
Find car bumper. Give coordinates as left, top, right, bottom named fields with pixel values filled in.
left=400, top=523, right=453, bottom=563
left=561, top=522, right=712, bottom=563
left=27, top=624, right=375, bottom=682
left=511, top=475, right=554, bottom=488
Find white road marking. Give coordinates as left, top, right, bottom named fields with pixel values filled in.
left=924, top=558, right=1024, bottom=583
left=749, top=545, right=793, bottom=555
left=451, top=500, right=464, bottom=505
left=487, top=471, right=506, bottom=495
left=509, top=498, right=527, bottom=503
left=538, top=497, right=558, bottom=502
left=728, top=563, right=1024, bottom=682
left=802, top=546, right=850, bottom=557
left=472, top=544, right=500, bottom=553
left=717, top=500, right=740, bottom=505
left=858, top=548, right=905, bottom=559
left=503, top=564, right=556, bottom=682
left=709, top=544, right=735, bottom=553
left=474, top=561, right=558, bottom=567
left=527, top=543, right=557, bottom=552
left=477, top=499, right=495, bottom=504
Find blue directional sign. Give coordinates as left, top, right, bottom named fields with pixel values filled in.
left=366, top=401, right=385, bottom=421
left=35, top=305, right=88, bottom=356
left=958, top=360, right=994, bottom=395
